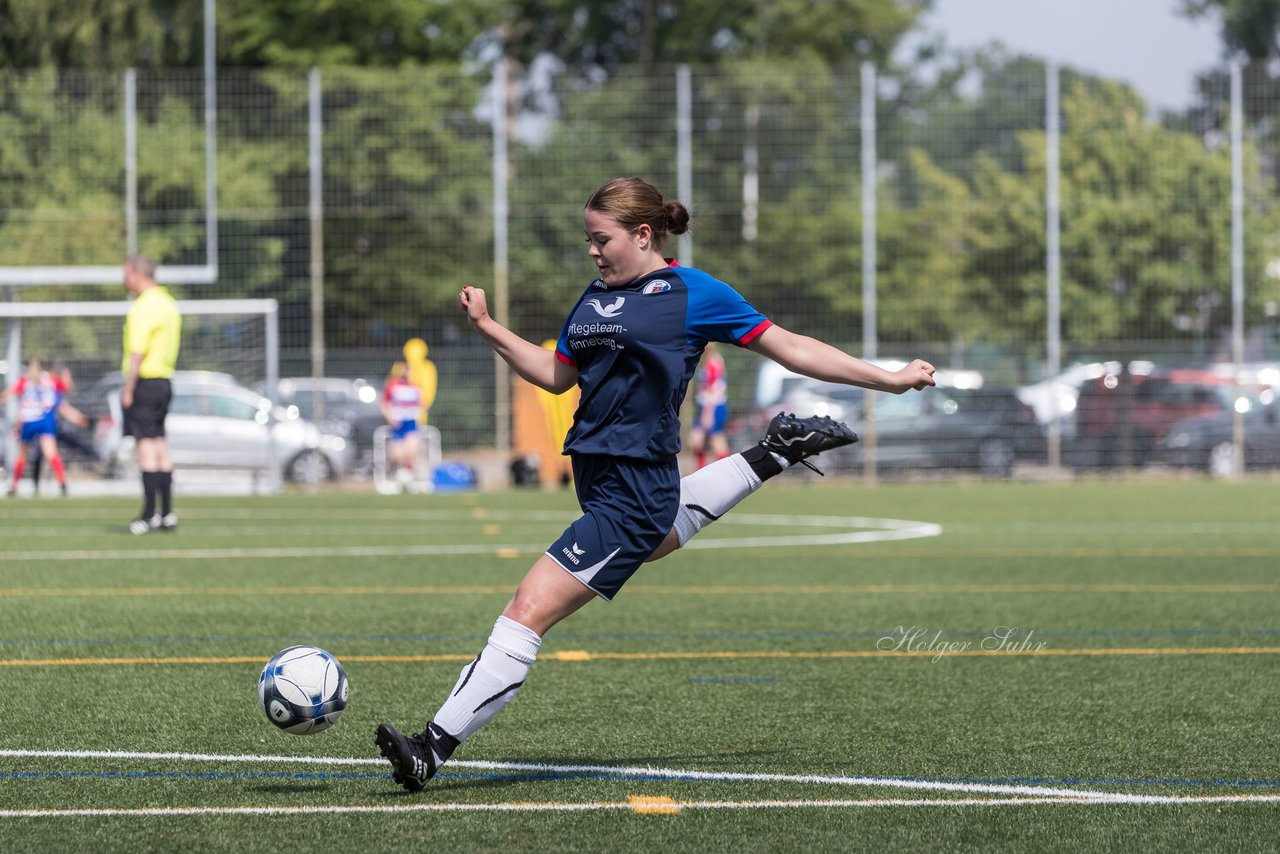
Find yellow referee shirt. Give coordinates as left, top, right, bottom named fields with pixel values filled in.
left=122, top=286, right=181, bottom=378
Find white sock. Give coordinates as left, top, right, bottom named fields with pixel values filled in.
left=672, top=453, right=763, bottom=547
left=432, top=615, right=542, bottom=742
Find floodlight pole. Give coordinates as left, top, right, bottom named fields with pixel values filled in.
left=1046, top=64, right=1062, bottom=470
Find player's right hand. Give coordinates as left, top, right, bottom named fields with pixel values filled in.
left=459, top=285, right=489, bottom=325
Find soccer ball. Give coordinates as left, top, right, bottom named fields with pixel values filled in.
left=258, top=645, right=349, bottom=735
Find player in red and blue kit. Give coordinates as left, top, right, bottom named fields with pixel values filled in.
left=375, top=177, right=937, bottom=791
left=689, top=341, right=730, bottom=469
left=3, top=356, right=89, bottom=496
left=381, top=362, right=424, bottom=489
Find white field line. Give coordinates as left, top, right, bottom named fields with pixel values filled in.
left=0, top=514, right=942, bottom=561
left=11, top=795, right=1280, bottom=819
left=1, top=749, right=1274, bottom=807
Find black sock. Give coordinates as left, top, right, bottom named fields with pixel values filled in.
left=141, top=471, right=159, bottom=520
left=427, top=721, right=459, bottom=766
left=159, top=471, right=173, bottom=516
left=740, top=444, right=785, bottom=481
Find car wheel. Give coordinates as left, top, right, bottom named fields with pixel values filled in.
left=1207, top=441, right=1240, bottom=478
left=977, top=438, right=1015, bottom=478
left=287, top=449, right=333, bottom=484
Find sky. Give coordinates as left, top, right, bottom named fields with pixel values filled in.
left=921, top=0, right=1225, bottom=111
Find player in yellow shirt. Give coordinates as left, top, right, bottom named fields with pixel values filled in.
left=121, top=255, right=182, bottom=534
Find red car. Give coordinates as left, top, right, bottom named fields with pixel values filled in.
left=1067, top=365, right=1248, bottom=469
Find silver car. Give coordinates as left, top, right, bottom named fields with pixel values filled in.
left=96, top=371, right=355, bottom=484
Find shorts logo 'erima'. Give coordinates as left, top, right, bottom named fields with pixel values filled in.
left=586, top=296, right=625, bottom=318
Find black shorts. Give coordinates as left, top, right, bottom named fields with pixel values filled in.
left=124, top=377, right=173, bottom=440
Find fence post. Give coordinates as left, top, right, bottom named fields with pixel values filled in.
left=492, top=58, right=511, bottom=455
left=860, top=61, right=878, bottom=484
left=1230, top=62, right=1245, bottom=476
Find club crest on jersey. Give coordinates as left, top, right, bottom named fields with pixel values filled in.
left=642, top=280, right=671, bottom=295
left=586, top=296, right=625, bottom=318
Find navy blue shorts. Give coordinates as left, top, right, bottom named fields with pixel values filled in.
left=545, top=454, right=680, bottom=600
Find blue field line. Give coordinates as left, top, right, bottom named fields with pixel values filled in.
left=4, top=627, right=1280, bottom=649
left=3, top=768, right=1279, bottom=790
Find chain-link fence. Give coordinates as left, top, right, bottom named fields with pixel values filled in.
left=3, top=61, right=1279, bottom=480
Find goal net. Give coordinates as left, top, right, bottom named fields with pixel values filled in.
left=1, top=299, right=280, bottom=495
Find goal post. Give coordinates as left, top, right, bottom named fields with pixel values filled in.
left=1, top=298, right=279, bottom=492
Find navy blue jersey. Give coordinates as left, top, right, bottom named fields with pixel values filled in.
left=555, top=264, right=771, bottom=460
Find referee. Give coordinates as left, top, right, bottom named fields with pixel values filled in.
left=122, top=254, right=182, bottom=535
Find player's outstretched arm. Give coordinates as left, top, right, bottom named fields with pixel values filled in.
left=57, top=401, right=90, bottom=429
left=460, top=285, right=578, bottom=394
left=748, top=325, right=935, bottom=394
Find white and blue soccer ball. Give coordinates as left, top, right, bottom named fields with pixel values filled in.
left=258, top=645, right=349, bottom=735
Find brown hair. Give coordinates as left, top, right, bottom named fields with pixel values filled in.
left=585, top=177, right=690, bottom=250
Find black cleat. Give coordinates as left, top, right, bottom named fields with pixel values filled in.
left=761, top=412, right=859, bottom=475
left=375, top=722, right=454, bottom=793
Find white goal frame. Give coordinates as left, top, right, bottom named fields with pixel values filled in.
left=1, top=298, right=279, bottom=491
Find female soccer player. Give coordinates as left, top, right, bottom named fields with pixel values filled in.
left=688, top=341, right=730, bottom=469
left=375, top=177, right=935, bottom=791
left=3, top=356, right=89, bottom=497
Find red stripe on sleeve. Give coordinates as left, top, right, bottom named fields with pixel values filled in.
left=737, top=319, right=774, bottom=346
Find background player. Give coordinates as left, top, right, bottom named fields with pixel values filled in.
left=381, top=361, right=424, bottom=490
left=688, top=341, right=730, bottom=469
left=3, top=356, right=89, bottom=497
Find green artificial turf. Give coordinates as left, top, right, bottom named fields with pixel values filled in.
left=1, top=478, right=1278, bottom=851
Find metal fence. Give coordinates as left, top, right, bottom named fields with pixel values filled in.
left=2, top=61, right=1279, bottom=480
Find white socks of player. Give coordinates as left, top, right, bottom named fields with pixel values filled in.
left=672, top=452, right=767, bottom=547
left=432, top=615, right=542, bottom=742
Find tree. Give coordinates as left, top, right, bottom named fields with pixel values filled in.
left=943, top=79, right=1280, bottom=351
left=1182, top=0, right=1280, bottom=60
left=492, top=0, right=928, bottom=70
left=0, top=1, right=202, bottom=68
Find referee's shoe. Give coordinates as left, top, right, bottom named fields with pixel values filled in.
left=128, top=513, right=177, bottom=535
left=761, top=412, right=858, bottom=475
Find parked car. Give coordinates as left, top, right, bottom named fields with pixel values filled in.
left=727, top=379, right=1043, bottom=478
left=751, top=358, right=983, bottom=409
left=1015, top=361, right=1126, bottom=430
left=264, top=377, right=384, bottom=472
left=1158, top=392, right=1280, bottom=477
left=1066, top=365, right=1251, bottom=469
left=95, top=371, right=355, bottom=484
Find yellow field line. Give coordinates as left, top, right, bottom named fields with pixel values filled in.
left=3, top=646, right=1280, bottom=668
left=3, top=583, right=1279, bottom=598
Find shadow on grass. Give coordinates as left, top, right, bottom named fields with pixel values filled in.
left=367, top=747, right=789, bottom=798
